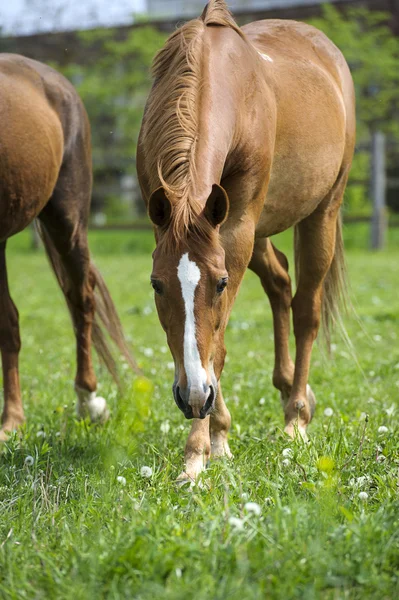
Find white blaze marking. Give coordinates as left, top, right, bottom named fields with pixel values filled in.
left=259, top=52, right=273, bottom=63
left=177, top=253, right=207, bottom=395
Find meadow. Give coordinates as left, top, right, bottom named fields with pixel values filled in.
left=1, top=224, right=399, bottom=599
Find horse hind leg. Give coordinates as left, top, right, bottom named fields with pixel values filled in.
left=38, top=203, right=109, bottom=424
left=286, top=172, right=349, bottom=439
left=0, top=242, right=24, bottom=440
left=248, top=238, right=299, bottom=406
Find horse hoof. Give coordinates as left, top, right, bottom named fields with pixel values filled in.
left=0, top=429, right=9, bottom=443
left=210, top=438, right=233, bottom=460
left=306, top=384, right=316, bottom=420
left=75, top=386, right=110, bottom=424
left=87, top=396, right=110, bottom=423
left=284, top=422, right=308, bottom=442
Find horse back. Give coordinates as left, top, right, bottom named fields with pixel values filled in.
left=238, top=20, right=355, bottom=235
left=0, top=54, right=89, bottom=240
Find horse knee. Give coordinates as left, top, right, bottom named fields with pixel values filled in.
left=272, top=367, right=294, bottom=393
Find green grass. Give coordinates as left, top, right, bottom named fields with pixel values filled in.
left=1, top=224, right=399, bottom=599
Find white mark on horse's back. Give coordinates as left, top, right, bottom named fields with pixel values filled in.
left=259, top=52, right=273, bottom=63
left=177, top=253, right=207, bottom=392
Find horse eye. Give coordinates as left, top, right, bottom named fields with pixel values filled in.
left=216, top=277, right=228, bottom=294
left=151, top=279, right=163, bottom=295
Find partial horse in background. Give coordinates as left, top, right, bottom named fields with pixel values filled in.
left=0, top=54, right=138, bottom=440
left=137, top=0, right=355, bottom=481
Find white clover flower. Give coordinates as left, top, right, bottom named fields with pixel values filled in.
left=160, top=420, right=170, bottom=434
left=143, top=306, right=153, bottom=316
left=175, top=568, right=183, bottom=578
left=143, top=347, right=154, bottom=357
left=378, top=426, right=388, bottom=434
left=324, top=407, right=334, bottom=417
left=377, top=454, right=386, bottom=463
left=282, top=506, right=291, bottom=515
left=358, top=491, right=368, bottom=501
left=241, top=492, right=249, bottom=501
left=36, top=430, right=46, bottom=438
left=282, top=458, right=291, bottom=467
left=282, top=448, right=293, bottom=458
left=385, top=404, right=396, bottom=417
left=259, top=397, right=265, bottom=405
left=167, top=362, right=175, bottom=370
left=247, top=350, right=255, bottom=358
left=140, top=466, right=153, bottom=478
left=117, top=476, right=126, bottom=486
left=240, top=322, right=249, bottom=330
left=228, top=516, right=244, bottom=530
left=24, top=456, right=34, bottom=467
left=265, top=497, right=274, bottom=506
left=244, top=502, right=261, bottom=516
left=356, top=476, right=367, bottom=487
left=373, top=335, right=382, bottom=342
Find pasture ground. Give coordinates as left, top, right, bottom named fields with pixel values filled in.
left=1, top=225, right=399, bottom=599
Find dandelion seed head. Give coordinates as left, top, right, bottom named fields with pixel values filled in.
left=228, top=516, right=244, bottom=530
left=324, top=407, right=334, bottom=417
left=244, top=502, right=261, bottom=516
left=160, top=420, right=170, bottom=434
left=140, top=466, right=153, bottom=478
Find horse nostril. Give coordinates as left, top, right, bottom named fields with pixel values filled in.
left=199, top=385, right=215, bottom=419
left=175, top=386, right=186, bottom=412
left=175, top=386, right=193, bottom=419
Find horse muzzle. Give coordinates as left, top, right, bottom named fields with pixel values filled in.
left=174, top=384, right=216, bottom=419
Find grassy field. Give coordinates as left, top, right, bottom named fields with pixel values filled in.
left=1, top=224, right=399, bottom=599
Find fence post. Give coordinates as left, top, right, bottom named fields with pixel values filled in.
left=370, top=130, right=387, bottom=250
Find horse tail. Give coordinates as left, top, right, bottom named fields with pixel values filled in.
left=201, top=0, right=244, bottom=38
left=294, top=213, right=352, bottom=351
left=38, top=223, right=141, bottom=383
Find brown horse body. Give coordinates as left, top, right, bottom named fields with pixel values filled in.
left=138, top=1, right=355, bottom=481
left=0, top=54, right=136, bottom=439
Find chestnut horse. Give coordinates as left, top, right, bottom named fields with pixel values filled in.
left=137, top=1, right=355, bottom=481
left=0, top=54, right=138, bottom=440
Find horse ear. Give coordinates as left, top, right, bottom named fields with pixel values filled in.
left=204, top=184, right=229, bottom=228
left=148, top=187, right=172, bottom=228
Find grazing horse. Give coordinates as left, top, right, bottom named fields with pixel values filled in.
left=0, top=54, right=138, bottom=440
left=137, top=0, right=355, bottom=481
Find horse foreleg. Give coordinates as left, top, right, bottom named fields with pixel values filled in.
left=0, top=242, right=24, bottom=440
left=210, top=382, right=232, bottom=459
left=177, top=417, right=211, bottom=483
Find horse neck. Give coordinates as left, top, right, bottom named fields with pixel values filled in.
left=189, top=28, right=246, bottom=203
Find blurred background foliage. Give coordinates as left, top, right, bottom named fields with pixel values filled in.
left=57, top=25, right=167, bottom=220
left=309, top=6, right=399, bottom=216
